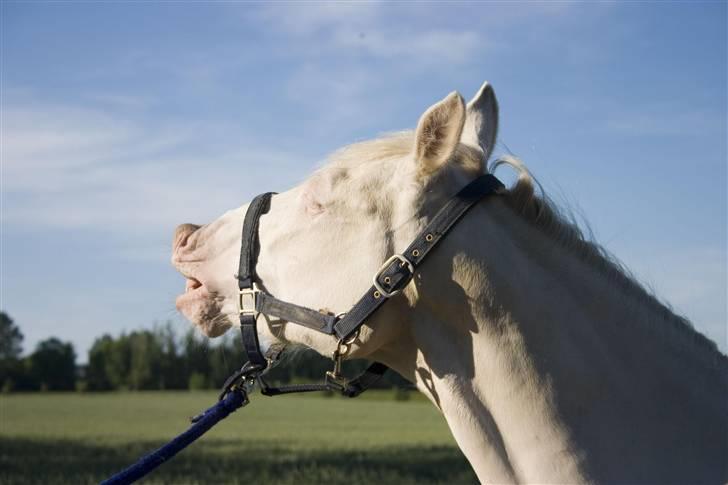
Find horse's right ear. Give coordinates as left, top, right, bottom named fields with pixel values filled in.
left=413, top=91, right=466, bottom=177
left=461, top=82, right=498, bottom=163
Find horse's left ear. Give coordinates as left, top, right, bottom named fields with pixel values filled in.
left=414, top=91, right=466, bottom=177
left=461, top=82, right=499, bottom=162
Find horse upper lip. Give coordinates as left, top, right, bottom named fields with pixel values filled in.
left=172, top=256, right=202, bottom=277
left=172, top=256, right=208, bottom=291
left=173, top=262, right=203, bottom=286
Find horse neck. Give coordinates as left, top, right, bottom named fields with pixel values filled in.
left=379, top=197, right=727, bottom=483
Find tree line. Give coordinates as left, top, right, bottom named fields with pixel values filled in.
left=0, top=312, right=409, bottom=392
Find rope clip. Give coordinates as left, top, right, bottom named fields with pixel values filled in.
left=325, top=328, right=359, bottom=389
left=217, top=362, right=264, bottom=402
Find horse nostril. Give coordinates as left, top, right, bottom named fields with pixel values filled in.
left=174, top=223, right=201, bottom=250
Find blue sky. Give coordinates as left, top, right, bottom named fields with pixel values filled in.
left=2, top=2, right=726, bottom=361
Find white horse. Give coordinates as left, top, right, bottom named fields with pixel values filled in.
left=172, top=82, right=727, bottom=483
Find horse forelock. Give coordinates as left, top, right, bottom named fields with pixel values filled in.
left=323, top=131, right=484, bottom=173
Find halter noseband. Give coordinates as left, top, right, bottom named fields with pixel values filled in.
left=232, top=173, right=504, bottom=397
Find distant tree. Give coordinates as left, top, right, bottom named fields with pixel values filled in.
left=128, top=330, right=164, bottom=390
left=28, top=338, right=76, bottom=391
left=188, top=371, right=208, bottom=390
left=86, top=335, right=115, bottom=391
left=106, top=333, right=132, bottom=389
left=88, top=327, right=180, bottom=391
left=0, top=312, right=25, bottom=391
left=155, top=322, right=186, bottom=390
left=0, top=312, right=23, bottom=359
left=208, top=335, right=240, bottom=388
left=78, top=320, right=414, bottom=393
left=183, top=329, right=211, bottom=389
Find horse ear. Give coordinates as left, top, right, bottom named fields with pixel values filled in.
left=461, top=82, right=498, bottom=163
left=414, top=91, right=466, bottom=176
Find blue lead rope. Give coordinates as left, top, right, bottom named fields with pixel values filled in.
left=101, top=389, right=248, bottom=485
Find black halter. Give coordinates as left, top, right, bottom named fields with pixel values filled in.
left=230, top=173, right=504, bottom=398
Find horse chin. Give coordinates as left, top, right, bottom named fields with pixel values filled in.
left=198, top=319, right=231, bottom=338
left=176, top=288, right=231, bottom=337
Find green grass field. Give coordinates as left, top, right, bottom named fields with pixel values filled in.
left=0, top=391, right=476, bottom=484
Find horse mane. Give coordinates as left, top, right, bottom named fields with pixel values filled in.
left=327, top=132, right=725, bottom=363
left=490, top=156, right=726, bottom=364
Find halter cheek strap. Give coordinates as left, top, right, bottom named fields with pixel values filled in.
left=237, top=191, right=275, bottom=370
left=234, top=173, right=505, bottom=395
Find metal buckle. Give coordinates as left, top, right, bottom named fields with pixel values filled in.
left=238, top=283, right=260, bottom=316
left=372, top=254, right=414, bottom=298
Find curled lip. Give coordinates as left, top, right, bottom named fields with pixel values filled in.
left=173, top=258, right=225, bottom=314
left=173, top=263, right=229, bottom=336
left=176, top=281, right=223, bottom=311
left=175, top=275, right=224, bottom=305
left=185, top=277, right=202, bottom=292
left=176, top=279, right=204, bottom=307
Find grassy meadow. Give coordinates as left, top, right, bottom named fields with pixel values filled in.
left=0, top=390, right=476, bottom=484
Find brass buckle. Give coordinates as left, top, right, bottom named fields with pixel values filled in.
left=238, top=283, right=260, bottom=316
left=372, top=253, right=414, bottom=298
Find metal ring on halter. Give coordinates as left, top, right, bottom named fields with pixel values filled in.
left=335, top=313, right=360, bottom=346
left=343, top=328, right=359, bottom=346
left=335, top=325, right=359, bottom=357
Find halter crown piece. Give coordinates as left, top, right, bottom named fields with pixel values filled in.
left=231, top=173, right=505, bottom=398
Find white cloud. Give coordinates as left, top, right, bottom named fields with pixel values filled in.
left=252, top=2, right=599, bottom=67
left=283, top=63, right=386, bottom=133
left=249, top=2, right=594, bottom=136
left=86, top=93, right=153, bottom=110
left=3, top=106, right=135, bottom=173
left=2, top=103, right=310, bottom=235
left=256, top=3, right=380, bottom=36
left=331, top=29, right=482, bottom=64
left=255, top=3, right=486, bottom=67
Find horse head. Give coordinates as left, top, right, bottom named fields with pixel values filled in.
left=171, top=83, right=499, bottom=361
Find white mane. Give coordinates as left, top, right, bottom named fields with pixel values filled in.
left=490, top=155, right=725, bottom=365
